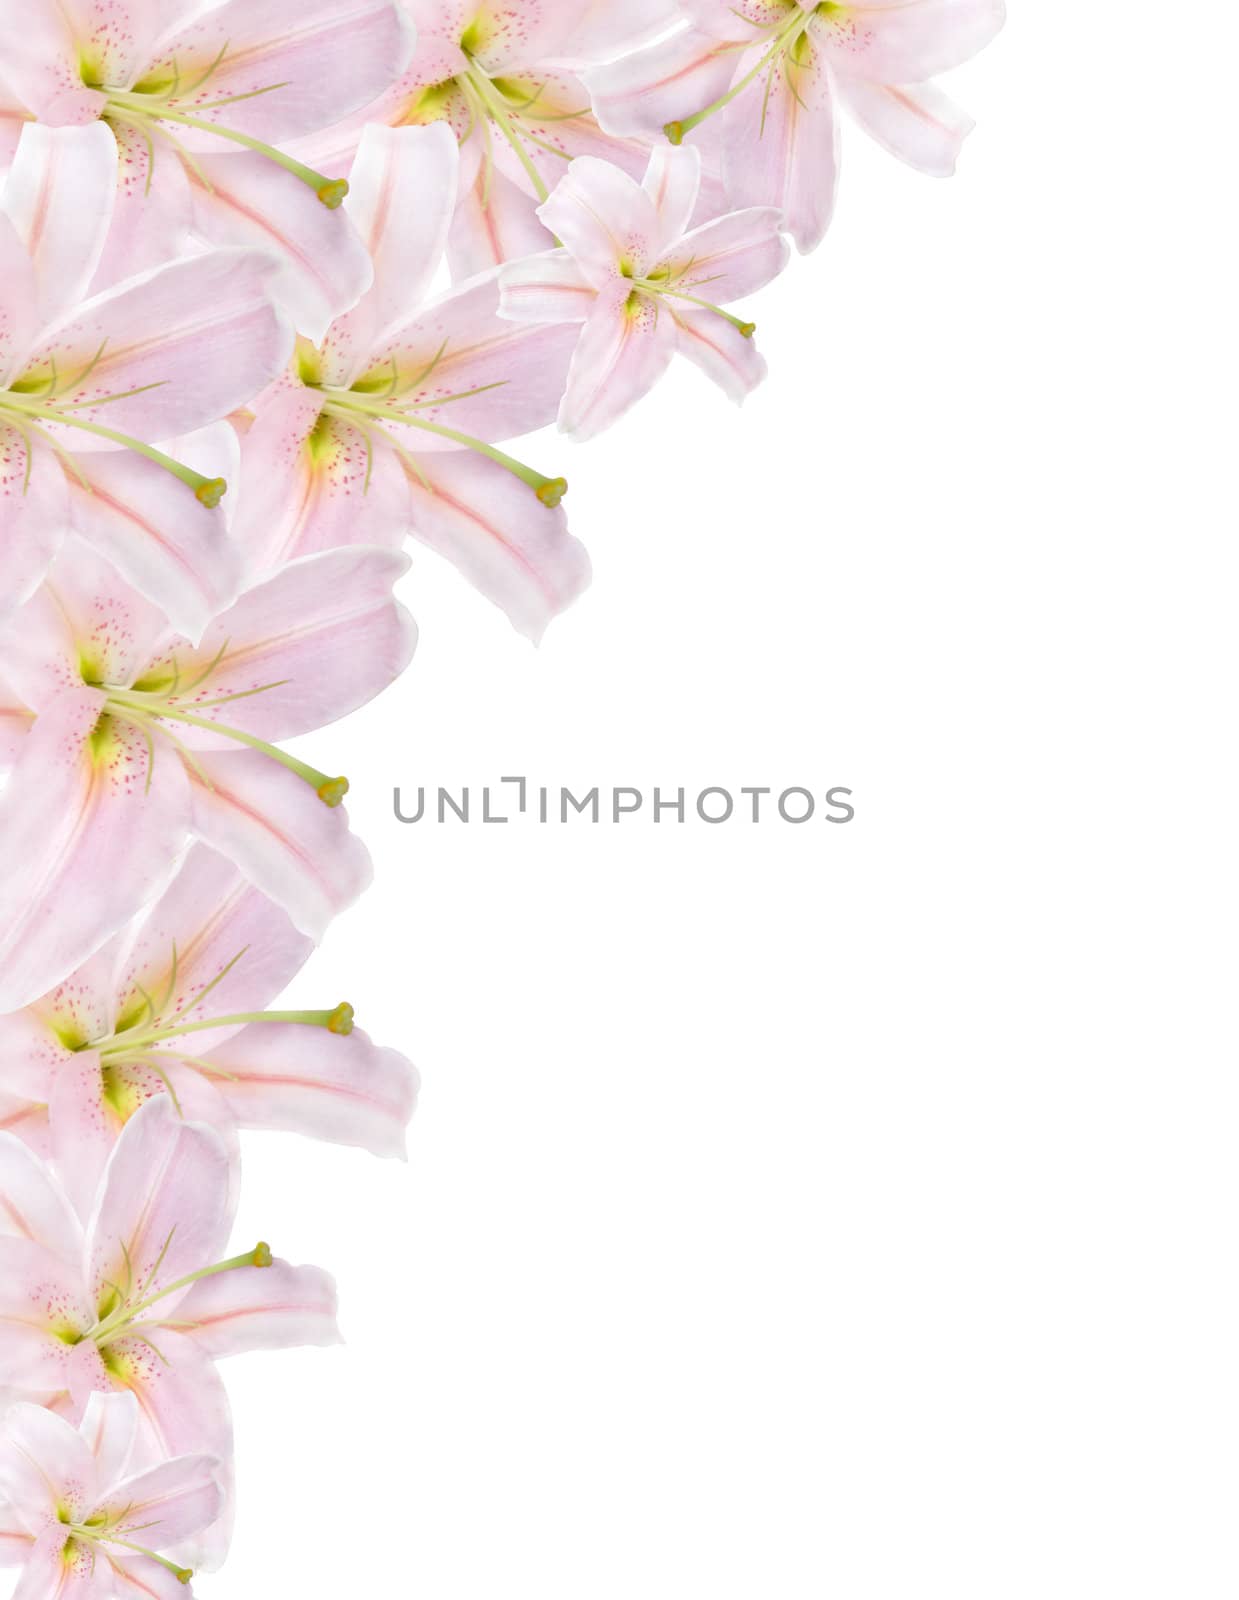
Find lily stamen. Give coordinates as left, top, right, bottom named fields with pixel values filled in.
left=665, top=10, right=812, bottom=144
left=0, top=394, right=227, bottom=505
left=104, top=690, right=350, bottom=807
left=105, top=89, right=348, bottom=207
left=101, top=1004, right=356, bottom=1057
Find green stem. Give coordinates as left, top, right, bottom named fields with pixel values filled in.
left=464, top=63, right=550, bottom=202
left=110, top=96, right=348, bottom=207
left=339, top=394, right=567, bottom=507
left=108, top=694, right=349, bottom=806
left=664, top=15, right=807, bottom=143
left=107, top=1004, right=354, bottom=1056
left=93, top=1245, right=272, bottom=1345
left=2, top=397, right=226, bottom=505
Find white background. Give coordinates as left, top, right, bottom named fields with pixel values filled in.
left=215, top=6, right=1236, bottom=1597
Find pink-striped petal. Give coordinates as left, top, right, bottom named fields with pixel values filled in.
left=111, top=844, right=314, bottom=1046
left=154, top=0, right=416, bottom=145
left=499, top=250, right=597, bottom=326
left=672, top=304, right=768, bottom=402
left=660, top=205, right=790, bottom=301
left=189, top=153, right=373, bottom=346
left=720, top=33, right=839, bottom=254
left=821, top=0, right=1006, bottom=83
left=32, top=249, right=291, bottom=445
left=173, top=1257, right=339, bottom=1357
left=559, top=283, right=678, bottom=440
left=187, top=751, right=372, bottom=941
left=208, top=1022, right=418, bottom=1157
left=66, top=424, right=245, bottom=642
left=406, top=448, right=592, bottom=641
left=585, top=28, right=742, bottom=139
left=2, top=123, right=115, bottom=324
left=0, top=687, right=192, bottom=1014
left=338, top=122, right=458, bottom=359
left=168, top=546, right=416, bottom=745
left=101, top=1454, right=222, bottom=1547
left=839, top=77, right=975, bottom=176
left=79, top=1389, right=139, bottom=1491
left=0, top=1128, right=81, bottom=1259
left=85, top=1097, right=235, bottom=1324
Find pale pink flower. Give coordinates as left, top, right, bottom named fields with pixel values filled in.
left=500, top=147, right=788, bottom=439
left=0, top=0, right=415, bottom=336
left=0, top=1393, right=222, bottom=1596
left=587, top=0, right=1007, bottom=251
left=0, top=122, right=290, bottom=638
left=237, top=122, right=591, bottom=641
left=0, top=1097, right=339, bottom=1568
left=0, top=539, right=414, bottom=1011
left=0, top=842, right=419, bottom=1213
left=294, top=0, right=703, bottom=280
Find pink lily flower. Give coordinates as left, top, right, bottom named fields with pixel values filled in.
left=0, top=842, right=419, bottom=1214
left=236, top=122, right=591, bottom=641
left=586, top=0, right=1007, bottom=251
left=500, top=147, right=788, bottom=439
left=0, top=122, right=290, bottom=638
left=0, top=1393, right=222, bottom=1596
left=294, top=0, right=700, bottom=281
left=0, top=1096, right=339, bottom=1567
left=0, top=0, right=415, bottom=337
left=0, top=539, right=414, bottom=1011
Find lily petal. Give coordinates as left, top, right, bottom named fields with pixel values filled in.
left=33, top=249, right=292, bottom=445
left=0, top=1403, right=96, bottom=1530
left=2, top=123, right=116, bottom=325
left=67, top=423, right=245, bottom=642
left=209, top=1023, right=418, bottom=1157
left=174, top=1256, right=340, bottom=1357
left=173, top=546, right=416, bottom=744
left=85, top=1096, right=235, bottom=1323
left=0, top=425, right=66, bottom=624
left=189, top=153, right=373, bottom=346
left=101, top=1454, right=223, bottom=1547
left=720, top=34, right=839, bottom=254
left=559, top=283, right=677, bottom=441
left=79, top=1388, right=139, bottom=1490
left=823, top=0, right=1006, bottom=83
left=406, top=448, right=592, bottom=641
left=340, top=122, right=459, bottom=357
left=0, top=687, right=191, bottom=1014
left=156, top=0, right=416, bottom=145
left=498, top=250, right=597, bottom=327
left=187, top=751, right=373, bottom=941
left=838, top=77, right=975, bottom=176
left=0, top=1127, right=81, bottom=1259
left=672, top=304, right=768, bottom=402
left=112, top=844, right=314, bottom=1045
left=585, top=28, right=742, bottom=140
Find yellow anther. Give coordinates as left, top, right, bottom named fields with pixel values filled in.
left=328, top=1002, right=355, bottom=1037
left=317, top=776, right=350, bottom=808
left=252, top=1242, right=274, bottom=1269
left=317, top=178, right=350, bottom=210
left=537, top=477, right=568, bottom=509
left=194, top=478, right=227, bottom=508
